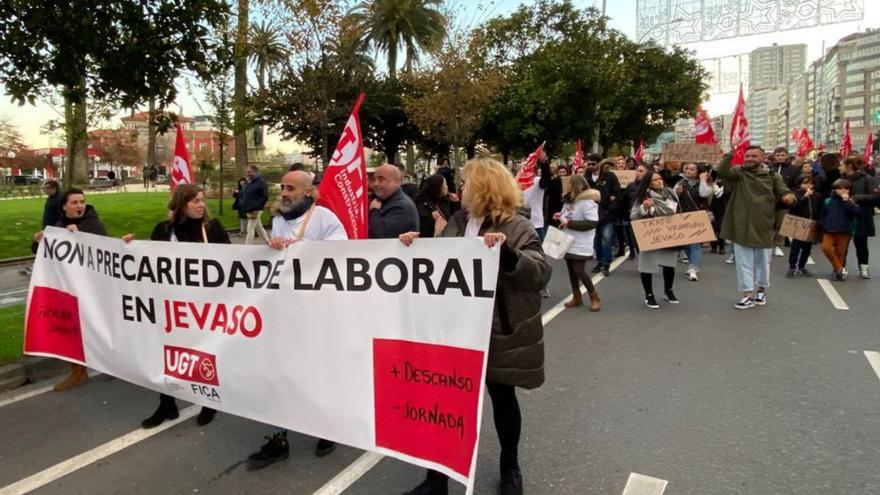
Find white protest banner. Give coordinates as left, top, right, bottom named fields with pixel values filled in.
left=24, top=227, right=500, bottom=493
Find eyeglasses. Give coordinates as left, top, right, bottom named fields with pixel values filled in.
left=585, top=162, right=598, bottom=166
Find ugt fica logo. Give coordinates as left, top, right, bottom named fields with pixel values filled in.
left=164, top=345, right=219, bottom=386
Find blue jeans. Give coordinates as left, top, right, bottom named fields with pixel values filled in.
left=535, top=226, right=546, bottom=241
left=684, top=243, right=702, bottom=271
left=733, top=243, right=771, bottom=293
left=593, top=221, right=614, bottom=267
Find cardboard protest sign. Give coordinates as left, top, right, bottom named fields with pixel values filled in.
left=661, top=143, right=724, bottom=165
left=613, top=170, right=638, bottom=188
left=778, top=214, right=821, bottom=243
left=631, top=211, right=717, bottom=251
left=26, top=228, right=500, bottom=493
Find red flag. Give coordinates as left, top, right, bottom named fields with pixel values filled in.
left=819, top=143, right=826, bottom=152
left=694, top=107, right=717, bottom=145
left=318, top=93, right=369, bottom=239
left=864, top=132, right=874, bottom=162
left=839, top=119, right=852, bottom=157
left=797, top=128, right=814, bottom=157
left=729, top=85, right=751, bottom=166
left=792, top=128, right=801, bottom=144
left=515, top=142, right=545, bottom=191
left=574, top=139, right=583, bottom=169
left=634, top=138, right=645, bottom=163
left=170, top=124, right=193, bottom=191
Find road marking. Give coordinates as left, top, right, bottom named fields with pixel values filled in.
left=0, top=289, right=27, bottom=298
left=0, top=371, right=102, bottom=409
left=312, top=452, right=385, bottom=495
left=817, top=279, right=849, bottom=310
left=313, top=253, right=631, bottom=495
left=0, top=406, right=199, bottom=495
left=807, top=256, right=815, bottom=265
left=622, top=472, right=668, bottom=495
left=542, top=253, right=628, bottom=326
left=864, top=352, right=880, bottom=383
left=0, top=297, right=23, bottom=305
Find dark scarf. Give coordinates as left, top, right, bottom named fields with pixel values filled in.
left=280, top=196, right=314, bottom=221
left=171, top=217, right=206, bottom=243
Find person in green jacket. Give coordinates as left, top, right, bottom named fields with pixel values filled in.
left=718, top=146, right=796, bottom=309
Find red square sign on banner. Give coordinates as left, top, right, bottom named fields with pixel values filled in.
left=373, top=338, right=485, bottom=477
left=24, top=286, right=85, bottom=363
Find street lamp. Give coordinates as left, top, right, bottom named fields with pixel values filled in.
left=6, top=150, right=15, bottom=176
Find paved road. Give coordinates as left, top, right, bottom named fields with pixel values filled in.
left=1, top=237, right=879, bottom=495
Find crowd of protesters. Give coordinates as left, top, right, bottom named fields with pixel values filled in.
left=26, top=143, right=879, bottom=495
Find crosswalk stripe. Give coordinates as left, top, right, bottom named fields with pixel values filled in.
left=621, top=472, right=668, bottom=495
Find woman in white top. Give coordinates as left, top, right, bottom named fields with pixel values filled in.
left=558, top=175, right=602, bottom=311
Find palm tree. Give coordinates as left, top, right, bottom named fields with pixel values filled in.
left=248, top=20, right=290, bottom=91
left=349, top=0, right=447, bottom=79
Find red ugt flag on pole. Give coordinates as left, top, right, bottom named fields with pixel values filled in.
left=864, top=132, right=874, bottom=162
left=634, top=138, right=645, bottom=163
left=694, top=106, right=717, bottom=145
left=574, top=139, right=583, bottom=170
left=729, top=85, right=751, bottom=166
left=839, top=119, right=852, bottom=157
left=797, top=128, right=814, bottom=157
left=515, top=142, right=545, bottom=191
left=171, top=124, right=193, bottom=191
left=318, top=93, right=369, bottom=239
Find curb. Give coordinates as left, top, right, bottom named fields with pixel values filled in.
left=0, top=357, right=70, bottom=393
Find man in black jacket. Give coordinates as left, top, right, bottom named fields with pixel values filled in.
left=242, top=165, right=270, bottom=245
left=585, top=154, right=621, bottom=275
left=369, top=164, right=419, bottom=238
left=770, top=147, right=798, bottom=252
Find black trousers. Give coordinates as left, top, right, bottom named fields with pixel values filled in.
left=640, top=267, right=674, bottom=297
left=853, top=234, right=869, bottom=265
left=425, top=383, right=522, bottom=483
left=788, top=240, right=812, bottom=270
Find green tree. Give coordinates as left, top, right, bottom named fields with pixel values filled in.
left=476, top=0, right=707, bottom=158
left=249, top=20, right=290, bottom=92
left=0, top=1, right=228, bottom=187
left=349, top=0, right=447, bottom=79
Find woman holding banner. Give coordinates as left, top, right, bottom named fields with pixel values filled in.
left=32, top=188, right=108, bottom=391
left=399, top=158, right=551, bottom=495
left=631, top=171, right=680, bottom=309
left=138, top=184, right=230, bottom=428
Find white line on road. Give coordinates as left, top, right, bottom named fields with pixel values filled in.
left=315, top=253, right=631, bottom=495
left=0, top=406, right=199, bottom=495
left=807, top=256, right=815, bottom=265
left=817, top=279, right=850, bottom=310
left=0, top=289, right=27, bottom=298
left=0, top=371, right=102, bottom=409
left=864, top=351, right=880, bottom=383
left=312, top=452, right=385, bottom=495
left=0, top=297, right=23, bottom=305
left=621, top=472, right=668, bottom=495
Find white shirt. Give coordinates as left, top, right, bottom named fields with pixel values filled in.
left=522, top=180, right=545, bottom=229
left=270, top=205, right=349, bottom=241
left=465, top=215, right=485, bottom=239
left=560, top=199, right=599, bottom=257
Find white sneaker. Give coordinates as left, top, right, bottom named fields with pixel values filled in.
left=859, top=265, right=871, bottom=279
left=687, top=269, right=699, bottom=281
left=725, top=255, right=735, bottom=264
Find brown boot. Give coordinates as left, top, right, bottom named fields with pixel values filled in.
left=54, top=364, right=88, bottom=392
left=564, top=293, right=583, bottom=308
left=588, top=291, right=601, bottom=312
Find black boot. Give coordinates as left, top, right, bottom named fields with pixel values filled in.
left=315, top=438, right=336, bottom=457
left=402, top=470, right=448, bottom=495
left=196, top=407, right=216, bottom=426
left=500, top=466, right=524, bottom=495
left=141, top=394, right=179, bottom=429
left=247, top=432, right=290, bottom=470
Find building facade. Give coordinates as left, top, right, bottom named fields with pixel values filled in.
left=749, top=44, right=807, bottom=92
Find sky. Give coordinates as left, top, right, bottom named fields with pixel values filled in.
left=1, top=0, right=876, bottom=153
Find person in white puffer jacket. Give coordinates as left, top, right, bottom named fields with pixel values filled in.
left=558, top=175, right=602, bottom=312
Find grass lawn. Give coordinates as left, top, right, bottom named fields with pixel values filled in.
left=0, top=305, right=25, bottom=365
left=0, top=192, right=242, bottom=259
